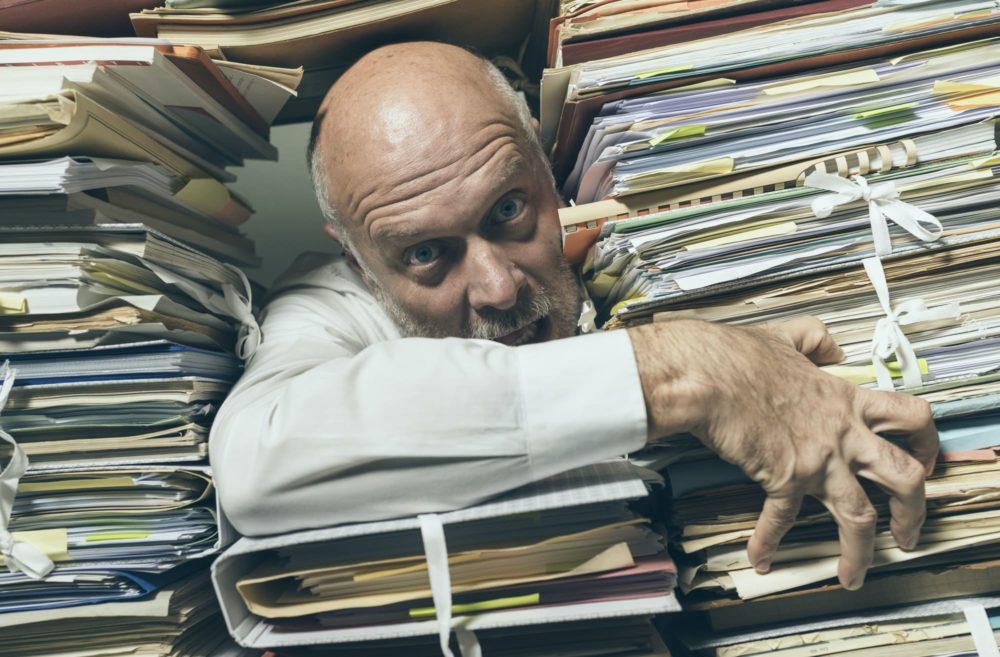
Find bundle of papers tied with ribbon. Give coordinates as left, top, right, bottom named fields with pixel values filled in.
left=552, top=3, right=1000, bottom=655
left=213, top=461, right=680, bottom=656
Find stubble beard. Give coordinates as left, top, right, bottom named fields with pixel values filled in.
left=366, top=258, right=582, bottom=342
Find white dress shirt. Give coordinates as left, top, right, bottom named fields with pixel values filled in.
left=210, top=252, right=648, bottom=536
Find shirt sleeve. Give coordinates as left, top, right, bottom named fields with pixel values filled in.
left=209, top=275, right=648, bottom=537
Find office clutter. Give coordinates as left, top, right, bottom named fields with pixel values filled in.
left=0, top=29, right=298, bottom=657
left=553, top=0, right=1000, bottom=654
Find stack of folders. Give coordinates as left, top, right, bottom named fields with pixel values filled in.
left=128, top=0, right=556, bottom=122
left=212, top=461, right=680, bottom=656
left=547, top=2, right=1000, bottom=656
left=0, top=33, right=297, bottom=657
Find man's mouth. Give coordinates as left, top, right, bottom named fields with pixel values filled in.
left=493, top=316, right=548, bottom=347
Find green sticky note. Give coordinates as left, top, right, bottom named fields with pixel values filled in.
left=853, top=102, right=919, bottom=120
left=649, top=124, right=706, bottom=146
left=635, top=64, right=693, bottom=80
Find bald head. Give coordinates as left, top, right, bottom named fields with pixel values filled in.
left=305, top=41, right=577, bottom=345
left=308, top=42, right=544, bottom=251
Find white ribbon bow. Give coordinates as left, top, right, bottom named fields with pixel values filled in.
left=863, top=258, right=961, bottom=390
left=222, top=273, right=261, bottom=361
left=0, top=362, right=54, bottom=579
left=805, top=171, right=943, bottom=256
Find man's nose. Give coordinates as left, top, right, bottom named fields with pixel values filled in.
left=466, top=241, right=525, bottom=312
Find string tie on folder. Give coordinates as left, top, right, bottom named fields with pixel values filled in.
left=220, top=264, right=261, bottom=362
left=418, top=513, right=482, bottom=657
left=864, top=258, right=960, bottom=390
left=805, top=171, right=943, bottom=256
left=0, top=361, right=54, bottom=579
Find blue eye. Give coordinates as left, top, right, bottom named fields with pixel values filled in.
left=406, top=242, right=442, bottom=266
left=494, top=197, right=525, bottom=223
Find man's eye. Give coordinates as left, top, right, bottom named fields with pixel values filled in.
left=406, top=242, right=442, bottom=266
left=493, top=197, right=525, bottom=223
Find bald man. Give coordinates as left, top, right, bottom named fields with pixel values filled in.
left=211, top=42, right=937, bottom=591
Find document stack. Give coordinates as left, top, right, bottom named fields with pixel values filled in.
left=545, top=1, right=1000, bottom=655
left=129, top=0, right=555, bottom=122
left=212, top=461, right=679, bottom=656
left=0, top=34, right=297, bottom=657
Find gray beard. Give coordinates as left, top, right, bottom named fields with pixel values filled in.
left=364, top=260, right=582, bottom=341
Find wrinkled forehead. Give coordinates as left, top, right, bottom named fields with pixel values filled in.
left=316, top=65, right=532, bottom=228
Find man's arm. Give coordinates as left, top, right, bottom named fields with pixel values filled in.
left=209, top=280, right=648, bottom=537
left=630, top=317, right=937, bottom=591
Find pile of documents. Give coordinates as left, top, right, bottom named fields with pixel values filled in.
left=129, top=0, right=556, bottom=122
left=212, top=461, right=679, bottom=656
left=0, top=33, right=296, bottom=657
left=547, top=1, right=1000, bottom=655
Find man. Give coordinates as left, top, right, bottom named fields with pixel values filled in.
left=210, top=42, right=937, bottom=592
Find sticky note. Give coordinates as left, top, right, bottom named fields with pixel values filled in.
left=853, top=102, right=919, bottom=120
left=409, top=593, right=539, bottom=619
left=648, top=124, right=706, bottom=146
left=0, top=529, right=69, bottom=564
left=824, top=359, right=929, bottom=385
left=634, top=64, right=692, bottom=81
left=0, top=292, right=27, bottom=315
left=86, top=531, right=150, bottom=543
left=763, top=69, right=880, bottom=96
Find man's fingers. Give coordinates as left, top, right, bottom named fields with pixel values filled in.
left=747, top=495, right=803, bottom=574
left=859, top=389, right=939, bottom=475
left=764, top=317, right=844, bottom=365
left=854, top=432, right=927, bottom=550
left=819, top=469, right=877, bottom=591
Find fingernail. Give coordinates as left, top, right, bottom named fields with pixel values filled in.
left=845, top=574, right=865, bottom=591
left=754, top=559, right=771, bottom=574
left=901, top=533, right=919, bottom=551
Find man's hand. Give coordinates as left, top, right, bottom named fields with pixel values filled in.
left=630, top=317, right=938, bottom=591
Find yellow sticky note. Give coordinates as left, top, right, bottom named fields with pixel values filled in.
left=649, top=124, right=706, bottom=146
left=610, top=296, right=646, bottom=317
left=684, top=222, right=797, bottom=251
left=853, top=102, right=919, bottom=120
left=0, top=529, right=70, bottom=564
left=824, top=359, right=930, bottom=385
left=763, top=69, right=880, bottom=96
left=0, top=292, right=27, bottom=315
left=86, top=531, right=150, bottom=543
left=20, top=476, right=136, bottom=493
left=409, top=594, right=540, bottom=619
left=635, top=64, right=692, bottom=80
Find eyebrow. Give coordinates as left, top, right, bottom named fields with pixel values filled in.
left=369, top=152, right=532, bottom=248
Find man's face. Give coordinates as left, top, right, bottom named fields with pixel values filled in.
left=331, top=110, right=580, bottom=345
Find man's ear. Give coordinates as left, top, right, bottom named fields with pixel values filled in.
left=322, top=222, right=341, bottom=243
left=531, top=117, right=541, bottom=141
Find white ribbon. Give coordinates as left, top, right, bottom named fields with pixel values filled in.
left=0, top=361, right=54, bottom=579
left=141, top=260, right=261, bottom=362
left=805, top=171, right=943, bottom=256
left=960, top=602, right=1000, bottom=657
left=418, top=513, right=482, bottom=657
left=863, top=258, right=961, bottom=390
left=221, top=266, right=261, bottom=362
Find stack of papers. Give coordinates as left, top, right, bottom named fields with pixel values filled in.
left=551, top=2, right=1000, bottom=655
left=212, top=461, right=680, bottom=655
left=542, top=0, right=1000, bottom=182
left=0, top=30, right=295, bottom=657
left=0, top=37, right=304, bottom=265
left=129, top=0, right=555, bottom=123
left=0, top=570, right=259, bottom=657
